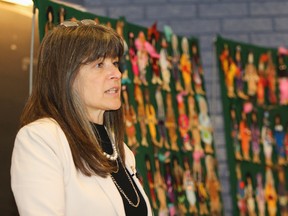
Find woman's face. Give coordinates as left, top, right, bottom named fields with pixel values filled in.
left=73, top=57, right=122, bottom=123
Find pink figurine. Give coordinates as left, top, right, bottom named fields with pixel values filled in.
left=277, top=54, right=288, bottom=105
left=128, top=32, right=141, bottom=84
left=135, top=31, right=160, bottom=86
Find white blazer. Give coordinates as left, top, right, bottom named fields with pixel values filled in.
left=11, top=118, right=153, bottom=216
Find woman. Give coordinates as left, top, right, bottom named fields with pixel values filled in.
left=11, top=19, right=152, bottom=216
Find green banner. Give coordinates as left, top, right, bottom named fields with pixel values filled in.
left=216, top=35, right=288, bottom=216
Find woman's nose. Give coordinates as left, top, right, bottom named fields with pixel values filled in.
left=109, top=66, right=122, bottom=79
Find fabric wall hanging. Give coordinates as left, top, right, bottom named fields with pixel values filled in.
left=216, top=35, right=288, bottom=216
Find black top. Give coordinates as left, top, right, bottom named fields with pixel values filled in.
left=92, top=123, right=148, bottom=216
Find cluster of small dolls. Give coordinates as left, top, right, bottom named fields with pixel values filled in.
left=230, top=105, right=288, bottom=167
left=236, top=164, right=288, bottom=216
left=143, top=154, right=222, bottom=216
left=219, top=44, right=288, bottom=106
left=218, top=38, right=288, bottom=216
left=118, top=17, right=222, bottom=216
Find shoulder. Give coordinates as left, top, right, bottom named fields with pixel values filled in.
left=17, top=118, right=63, bottom=138
left=15, top=118, right=67, bottom=155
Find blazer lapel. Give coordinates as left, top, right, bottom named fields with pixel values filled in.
left=94, top=175, right=125, bottom=216
left=124, top=152, right=154, bottom=216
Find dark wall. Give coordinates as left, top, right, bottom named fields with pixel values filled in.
left=0, top=2, right=39, bottom=215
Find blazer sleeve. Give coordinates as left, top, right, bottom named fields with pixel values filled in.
left=11, top=120, right=65, bottom=216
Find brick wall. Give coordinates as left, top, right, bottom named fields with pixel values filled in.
left=70, top=0, right=288, bottom=215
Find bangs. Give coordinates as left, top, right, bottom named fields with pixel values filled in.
left=81, top=26, right=124, bottom=64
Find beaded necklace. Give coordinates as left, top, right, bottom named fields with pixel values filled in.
left=103, top=127, right=140, bottom=208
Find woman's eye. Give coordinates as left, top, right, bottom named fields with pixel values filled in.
left=113, top=61, right=120, bottom=67
left=96, top=62, right=103, bottom=68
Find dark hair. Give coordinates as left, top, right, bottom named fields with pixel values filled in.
left=20, top=22, right=125, bottom=177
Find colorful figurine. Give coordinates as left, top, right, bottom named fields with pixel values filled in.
left=257, top=53, right=269, bottom=105
left=145, top=88, right=162, bottom=148
left=205, top=155, right=222, bottom=216
left=277, top=53, right=288, bottom=105
left=197, top=95, right=214, bottom=154
left=172, top=158, right=187, bottom=215
left=235, top=46, right=248, bottom=99
left=116, top=21, right=131, bottom=85
left=135, top=31, right=160, bottom=86
left=239, top=110, right=251, bottom=161
left=219, top=44, right=230, bottom=77
left=243, top=51, right=259, bottom=97
left=134, top=85, right=148, bottom=146
left=122, top=85, right=139, bottom=148
left=265, top=168, right=278, bottom=216
left=177, top=91, right=192, bottom=151
left=164, top=163, right=176, bottom=216
left=196, top=181, right=209, bottom=215
left=273, top=114, right=286, bottom=165
left=188, top=95, right=203, bottom=151
left=244, top=173, right=256, bottom=216
left=230, top=105, right=242, bottom=160
left=255, top=173, right=266, bottom=216
left=154, top=158, right=168, bottom=216
left=191, top=43, right=205, bottom=95
left=266, top=52, right=277, bottom=104
left=192, top=144, right=204, bottom=183
left=128, top=32, right=141, bottom=84
left=261, top=111, right=274, bottom=166
left=284, top=122, right=288, bottom=163
left=277, top=168, right=288, bottom=216
left=183, top=158, right=198, bottom=214
left=219, top=44, right=237, bottom=97
left=171, top=34, right=183, bottom=92
left=250, top=110, right=261, bottom=163
left=155, top=87, right=170, bottom=149
left=236, top=164, right=247, bottom=216
left=148, top=26, right=163, bottom=86
left=180, top=37, right=194, bottom=95
left=145, top=155, right=158, bottom=209
left=159, top=38, right=171, bottom=91
left=165, top=93, right=179, bottom=151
